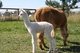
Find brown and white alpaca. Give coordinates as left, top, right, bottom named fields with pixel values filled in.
left=34, top=7, right=68, bottom=50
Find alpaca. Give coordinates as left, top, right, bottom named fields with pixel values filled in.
left=34, top=7, right=68, bottom=50
left=19, top=9, right=56, bottom=53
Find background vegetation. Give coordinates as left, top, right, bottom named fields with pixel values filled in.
left=0, top=0, right=3, bottom=8
left=45, top=0, right=80, bottom=11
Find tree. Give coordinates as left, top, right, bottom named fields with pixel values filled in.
left=45, top=0, right=80, bottom=16
left=4, top=12, right=10, bottom=16
left=45, top=0, right=61, bottom=8
left=0, top=0, right=3, bottom=8
left=45, top=0, right=80, bottom=11
left=60, top=0, right=80, bottom=11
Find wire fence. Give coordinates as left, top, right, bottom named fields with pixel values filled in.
left=0, top=8, right=36, bottom=21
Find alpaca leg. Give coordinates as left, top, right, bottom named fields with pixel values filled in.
left=42, top=38, right=49, bottom=49
left=37, top=32, right=44, bottom=50
left=31, top=33, right=36, bottom=53
left=44, top=32, right=56, bottom=52
left=60, top=26, right=68, bottom=46
left=47, top=39, right=56, bottom=53
left=37, top=32, right=48, bottom=50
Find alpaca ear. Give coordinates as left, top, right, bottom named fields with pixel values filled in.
left=21, top=9, right=26, bottom=13
left=19, top=9, right=23, bottom=11
left=19, top=9, right=24, bottom=12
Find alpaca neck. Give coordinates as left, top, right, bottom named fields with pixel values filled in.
left=23, top=15, right=31, bottom=27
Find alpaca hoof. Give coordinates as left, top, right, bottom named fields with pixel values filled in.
left=64, top=43, right=67, bottom=46
left=41, top=48, right=45, bottom=50
left=64, top=42, right=67, bottom=46
left=45, top=46, right=49, bottom=49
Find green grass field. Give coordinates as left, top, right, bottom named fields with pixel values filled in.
left=0, top=15, right=80, bottom=53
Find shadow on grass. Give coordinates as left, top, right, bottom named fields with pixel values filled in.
left=58, top=46, right=80, bottom=53
left=68, top=41, right=80, bottom=45
left=54, top=41, right=80, bottom=53
left=40, top=45, right=80, bottom=53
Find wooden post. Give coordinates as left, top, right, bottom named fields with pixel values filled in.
left=35, top=9, right=36, bottom=12
left=17, top=9, right=19, bottom=20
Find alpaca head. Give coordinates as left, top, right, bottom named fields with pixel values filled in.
left=19, top=9, right=28, bottom=18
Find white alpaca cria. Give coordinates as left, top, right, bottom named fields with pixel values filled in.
left=19, top=9, right=56, bottom=53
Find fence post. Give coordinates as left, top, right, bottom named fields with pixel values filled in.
left=17, top=9, right=19, bottom=20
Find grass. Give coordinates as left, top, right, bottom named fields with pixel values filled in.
left=67, top=14, right=80, bottom=23
left=0, top=21, right=31, bottom=53
left=0, top=14, right=80, bottom=53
